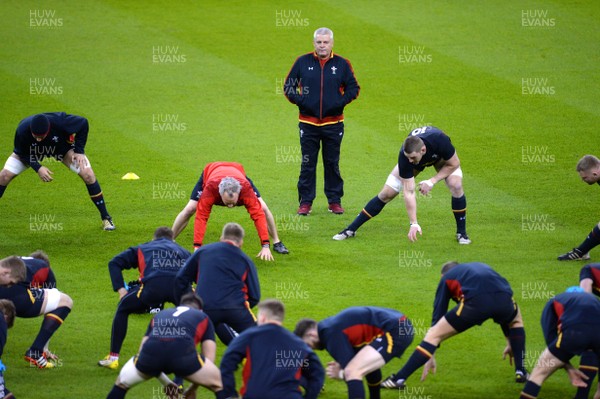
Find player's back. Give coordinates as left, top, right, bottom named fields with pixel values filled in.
left=147, top=306, right=212, bottom=348
left=443, top=262, right=513, bottom=298
left=194, top=242, right=257, bottom=310
left=235, top=323, right=312, bottom=399
left=319, top=306, right=404, bottom=347
left=547, top=292, right=600, bottom=330
left=137, top=238, right=191, bottom=281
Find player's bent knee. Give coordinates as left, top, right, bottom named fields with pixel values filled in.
left=59, top=293, right=74, bottom=308
left=116, top=357, right=148, bottom=389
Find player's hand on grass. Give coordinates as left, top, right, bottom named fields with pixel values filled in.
left=257, top=247, right=274, bottom=261
left=408, top=223, right=422, bottom=242
left=37, top=166, right=54, bottom=182
left=326, top=361, right=343, bottom=380
left=566, top=363, right=589, bottom=388
left=420, top=356, right=436, bottom=381
left=502, top=344, right=513, bottom=365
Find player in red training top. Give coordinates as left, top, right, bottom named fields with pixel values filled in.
left=182, top=162, right=287, bottom=261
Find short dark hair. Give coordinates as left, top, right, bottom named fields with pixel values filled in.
left=0, top=256, right=27, bottom=284
left=258, top=299, right=285, bottom=322
left=0, top=299, right=16, bottom=328
left=180, top=292, right=204, bottom=310
left=403, top=136, right=425, bottom=154
left=153, top=226, right=174, bottom=240
left=29, top=250, right=50, bottom=264
left=576, top=155, right=600, bottom=172
left=440, top=261, right=460, bottom=274
left=221, top=222, right=245, bottom=245
left=294, top=318, right=318, bottom=338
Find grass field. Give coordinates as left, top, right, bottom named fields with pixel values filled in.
left=1, top=1, right=600, bottom=398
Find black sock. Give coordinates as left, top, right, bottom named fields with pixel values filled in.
left=86, top=180, right=110, bottom=219
left=365, top=369, right=382, bottom=399
left=346, top=379, right=364, bottom=399
left=348, top=196, right=386, bottom=232
left=452, top=195, right=467, bottom=234
left=106, top=385, right=127, bottom=399
left=0, top=185, right=6, bottom=199
left=520, top=381, right=541, bottom=398
left=396, top=341, right=438, bottom=380
left=31, top=306, right=71, bottom=352
left=509, top=327, right=527, bottom=373
left=577, top=225, right=600, bottom=254
left=575, top=351, right=598, bottom=399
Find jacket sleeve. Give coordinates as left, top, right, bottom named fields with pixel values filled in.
left=540, top=300, right=558, bottom=345
left=284, top=56, right=304, bottom=105
left=245, top=258, right=261, bottom=308
left=14, top=130, right=43, bottom=172
left=303, top=350, right=325, bottom=399
left=242, top=190, right=270, bottom=246
left=108, top=246, right=139, bottom=291
left=174, top=252, right=199, bottom=303
left=340, top=59, right=360, bottom=106
left=219, top=334, right=249, bottom=398
left=63, top=114, right=89, bottom=154
left=431, top=279, right=450, bottom=326
left=193, top=190, right=215, bottom=248
left=324, top=331, right=355, bottom=368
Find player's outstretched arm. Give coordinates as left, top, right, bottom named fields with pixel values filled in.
left=402, top=177, right=421, bottom=241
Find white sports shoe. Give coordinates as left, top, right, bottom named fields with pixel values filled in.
left=102, top=218, right=116, bottom=231
left=456, top=233, right=471, bottom=245
left=333, top=229, right=355, bottom=240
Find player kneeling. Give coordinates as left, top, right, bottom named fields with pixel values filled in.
left=106, top=293, right=222, bottom=398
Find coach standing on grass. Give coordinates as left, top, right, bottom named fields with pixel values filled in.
left=284, top=27, right=360, bottom=216
left=0, top=113, right=115, bottom=230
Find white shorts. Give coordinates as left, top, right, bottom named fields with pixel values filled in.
left=44, top=288, right=61, bottom=313
left=118, top=357, right=148, bottom=388
left=3, top=153, right=90, bottom=175
left=385, top=166, right=463, bottom=192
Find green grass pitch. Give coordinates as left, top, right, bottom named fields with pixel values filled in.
left=1, top=1, right=599, bottom=398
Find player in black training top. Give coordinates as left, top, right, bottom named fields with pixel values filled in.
left=519, top=289, right=600, bottom=399
left=21, top=250, right=56, bottom=289
left=333, top=126, right=471, bottom=244
left=106, top=292, right=222, bottom=399
left=0, top=256, right=73, bottom=369
left=382, top=262, right=527, bottom=389
left=218, top=299, right=324, bottom=399
left=0, top=112, right=115, bottom=230
left=175, top=222, right=260, bottom=346
left=558, top=154, right=600, bottom=260
left=295, top=306, right=414, bottom=399
left=98, top=227, right=191, bottom=370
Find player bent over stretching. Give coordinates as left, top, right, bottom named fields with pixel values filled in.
left=334, top=126, right=470, bottom=244
left=519, top=289, right=600, bottom=399
left=381, top=261, right=527, bottom=389
left=0, top=256, right=73, bottom=369
left=296, top=306, right=414, bottom=399
left=0, top=113, right=115, bottom=230
left=106, top=293, right=222, bottom=398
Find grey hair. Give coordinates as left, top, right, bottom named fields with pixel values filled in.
left=576, top=155, right=600, bottom=172
left=218, top=177, right=242, bottom=196
left=314, top=27, right=333, bottom=40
